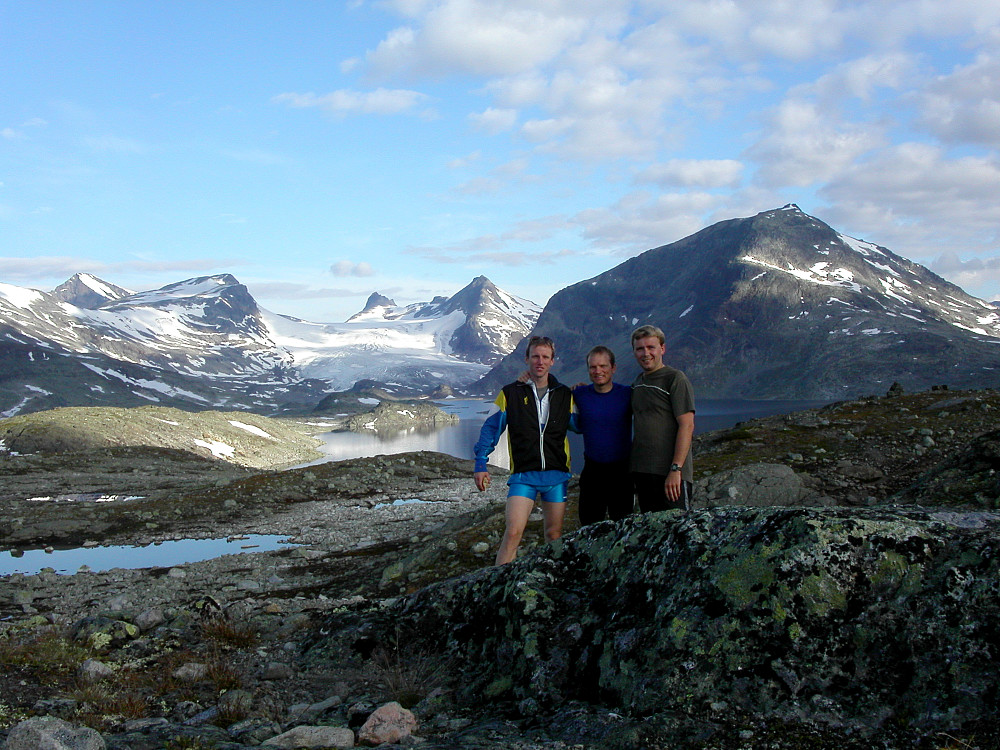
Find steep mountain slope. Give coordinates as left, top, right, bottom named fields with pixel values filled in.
left=475, top=205, right=1000, bottom=399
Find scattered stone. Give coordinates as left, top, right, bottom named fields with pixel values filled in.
left=70, top=616, right=138, bottom=651
left=172, top=662, right=209, bottom=682
left=262, top=724, right=356, bottom=748
left=77, top=658, right=114, bottom=683
left=228, top=717, right=283, bottom=745
left=4, top=392, right=1000, bottom=749
left=133, top=607, right=165, bottom=631
left=3, top=716, right=105, bottom=750
left=261, top=661, right=294, bottom=680
left=217, top=688, right=254, bottom=718
left=357, top=701, right=418, bottom=746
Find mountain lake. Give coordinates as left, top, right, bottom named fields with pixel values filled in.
left=1, top=398, right=828, bottom=576
left=306, top=397, right=832, bottom=473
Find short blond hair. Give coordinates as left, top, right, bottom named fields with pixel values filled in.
left=631, top=325, right=665, bottom=346
left=525, top=335, right=555, bottom=358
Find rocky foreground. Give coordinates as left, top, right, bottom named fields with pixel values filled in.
left=1, top=387, right=999, bottom=749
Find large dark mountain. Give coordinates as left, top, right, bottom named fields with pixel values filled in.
left=474, top=205, right=1000, bottom=400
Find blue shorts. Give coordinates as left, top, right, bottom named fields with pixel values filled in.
left=507, top=481, right=568, bottom=503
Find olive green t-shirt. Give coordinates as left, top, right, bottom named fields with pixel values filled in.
left=630, top=365, right=696, bottom=481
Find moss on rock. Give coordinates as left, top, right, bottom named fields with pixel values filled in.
left=313, top=506, right=1000, bottom=743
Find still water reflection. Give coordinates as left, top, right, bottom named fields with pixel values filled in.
left=1, top=535, right=296, bottom=577
left=310, top=397, right=829, bottom=473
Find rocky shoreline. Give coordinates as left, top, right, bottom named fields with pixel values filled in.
left=2, top=387, right=999, bottom=748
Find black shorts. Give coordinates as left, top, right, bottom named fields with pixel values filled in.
left=632, top=472, right=692, bottom=513
left=579, top=459, right=633, bottom=525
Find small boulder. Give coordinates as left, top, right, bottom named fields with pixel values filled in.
left=357, top=701, right=418, bottom=746
left=3, top=716, right=105, bottom=750
left=262, top=724, right=355, bottom=748
left=77, top=658, right=114, bottom=683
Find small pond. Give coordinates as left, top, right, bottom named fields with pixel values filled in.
left=1, top=535, right=297, bottom=576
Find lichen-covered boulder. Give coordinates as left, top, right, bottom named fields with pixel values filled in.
left=314, top=507, right=1000, bottom=742
left=694, top=462, right=825, bottom=507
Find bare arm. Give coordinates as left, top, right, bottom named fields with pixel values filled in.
left=665, top=411, right=695, bottom=502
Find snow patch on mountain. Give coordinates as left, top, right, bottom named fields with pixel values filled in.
left=259, top=308, right=489, bottom=390
left=740, top=254, right=863, bottom=293
left=740, top=229, right=1000, bottom=341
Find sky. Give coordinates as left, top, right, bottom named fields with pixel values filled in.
left=2, top=0, right=1000, bottom=323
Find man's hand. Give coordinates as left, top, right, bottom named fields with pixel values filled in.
left=664, top=472, right=682, bottom=504
left=474, top=471, right=492, bottom=492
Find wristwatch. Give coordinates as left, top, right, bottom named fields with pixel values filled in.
left=669, top=463, right=682, bottom=473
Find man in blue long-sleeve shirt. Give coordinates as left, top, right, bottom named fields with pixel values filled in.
left=572, top=346, right=633, bottom=525
left=473, top=335, right=575, bottom=565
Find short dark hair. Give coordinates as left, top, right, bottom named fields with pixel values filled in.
left=586, top=345, right=615, bottom=367
left=631, top=325, right=665, bottom=346
left=525, top=335, right=555, bottom=358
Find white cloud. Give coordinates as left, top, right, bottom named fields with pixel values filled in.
left=636, top=159, right=743, bottom=188
left=574, top=190, right=722, bottom=253
left=805, top=53, right=915, bottom=102
left=918, top=52, right=1000, bottom=148
left=454, top=176, right=501, bottom=195
left=930, top=251, right=1000, bottom=302
left=748, top=99, right=884, bottom=187
left=469, top=107, right=517, bottom=134
left=247, top=281, right=365, bottom=301
left=817, top=142, right=1000, bottom=296
left=822, top=142, right=1000, bottom=224
left=0, top=257, right=240, bottom=286
left=220, top=148, right=290, bottom=166
left=331, top=260, right=376, bottom=277
left=365, top=1, right=606, bottom=78
left=447, top=150, right=481, bottom=169
left=274, top=88, right=431, bottom=117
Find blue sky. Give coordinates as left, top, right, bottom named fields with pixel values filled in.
left=3, top=0, right=1000, bottom=322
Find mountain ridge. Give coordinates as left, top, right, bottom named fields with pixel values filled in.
left=0, top=274, right=538, bottom=417
left=3, top=204, right=999, bottom=416
left=474, top=204, right=1000, bottom=399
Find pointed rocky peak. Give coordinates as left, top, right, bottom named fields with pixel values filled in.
left=443, top=276, right=500, bottom=315
left=363, top=292, right=396, bottom=309
left=430, top=275, right=536, bottom=321
left=346, top=292, right=398, bottom=322
left=52, top=273, right=133, bottom=309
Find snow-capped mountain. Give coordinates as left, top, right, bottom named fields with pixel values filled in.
left=260, top=276, right=539, bottom=391
left=345, top=276, right=541, bottom=365
left=0, top=274, right=538, bottom=417
left=52, top=273, right=133, bottom=309
left=478, top=204, right=1000, bottom=399
left=5, top=205, right=999, bottom=415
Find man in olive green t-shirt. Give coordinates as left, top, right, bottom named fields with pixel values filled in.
left=630, top=324, right=695, bottom=511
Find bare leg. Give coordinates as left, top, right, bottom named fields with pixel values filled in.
left=541, top=500, right=566, bottom=542
left=495, top=495, right=535, bottom=565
